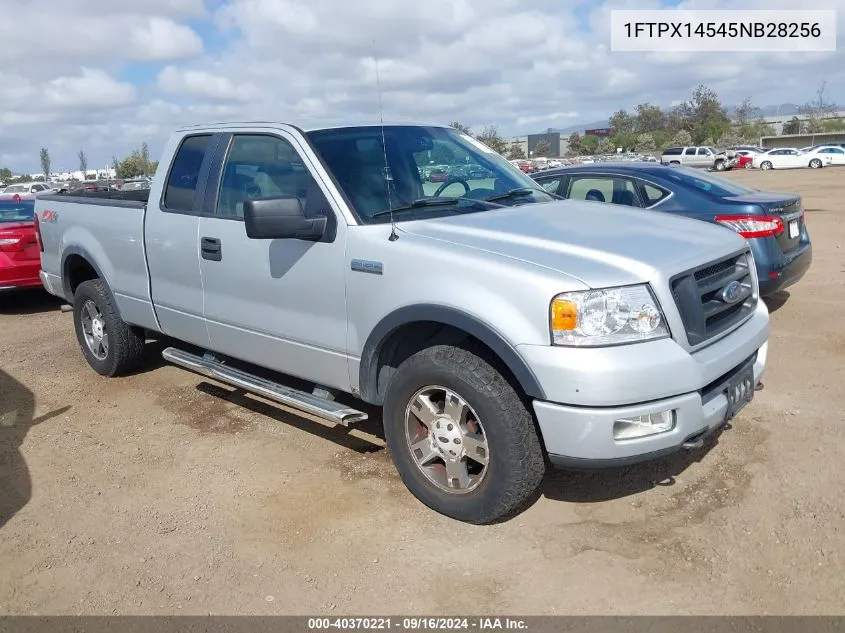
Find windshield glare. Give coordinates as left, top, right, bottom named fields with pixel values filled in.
left=305, top=125, right=554, bottom=223
left=3, top=185, right=26, bottom=193
left=0, top=201, right=35, bottom=223
left=665, top=166, right=757, bottom=197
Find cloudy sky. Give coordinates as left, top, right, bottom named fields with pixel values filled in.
left=1, top=0, right=843, bottom=173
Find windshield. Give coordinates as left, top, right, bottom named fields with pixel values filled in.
left=663, top=166, right=757, bottom=197
left=0, top=200, right=35, bottom=223
left=305, top=125, right=555, bottom=224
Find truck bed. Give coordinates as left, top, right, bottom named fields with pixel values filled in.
left=36, top=193, right=156, bottom=330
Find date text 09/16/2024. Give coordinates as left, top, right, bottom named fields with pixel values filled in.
left=307, top=618, right=528, bottom=630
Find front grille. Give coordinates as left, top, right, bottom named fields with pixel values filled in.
left=670, top=250, right=757, bottom=347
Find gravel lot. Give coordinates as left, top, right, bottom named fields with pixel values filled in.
left=1, top=168, right=843, bottom=615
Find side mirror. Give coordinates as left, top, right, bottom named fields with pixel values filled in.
left=243, top=196, right=326, bottom=241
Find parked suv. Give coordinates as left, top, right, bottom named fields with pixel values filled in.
left=661, top=146, right=718, bottom=168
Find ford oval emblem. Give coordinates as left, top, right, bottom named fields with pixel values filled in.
left=720, top=280, right=743, bottom=304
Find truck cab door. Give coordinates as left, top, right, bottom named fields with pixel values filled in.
left=144, top=133, right=222, bottom=349
left=197, top=131, right=351, bottom=391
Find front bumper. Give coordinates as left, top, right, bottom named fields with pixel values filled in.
left=521, top=301, right=769, bottom=467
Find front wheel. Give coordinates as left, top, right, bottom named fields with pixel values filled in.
left=73, top=279, right=145, bottom=377
left=382, top=344, right=546, bottom=524
left=714, top=160, right=726, bottom=171
left=760, top=161, right=773, bottom=170
left=809, top=158, right=823, bottom=169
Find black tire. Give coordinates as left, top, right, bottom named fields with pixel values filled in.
left=809, top=158, right=823, bottom=169
left=73, top=278, right=145, bottom=377
left=382, top=344, right=546, bottom=524
left=761, top=161, right=773, bottom=170
left=714, top=160, right=725, bottom=171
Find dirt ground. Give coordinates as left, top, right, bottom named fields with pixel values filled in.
left=1, top=168, right=843, bottom=616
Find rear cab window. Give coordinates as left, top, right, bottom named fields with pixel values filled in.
left=163, top=134, right=213, bottom=212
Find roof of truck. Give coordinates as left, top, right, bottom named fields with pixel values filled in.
left=176, top=120, right=451, bottom=133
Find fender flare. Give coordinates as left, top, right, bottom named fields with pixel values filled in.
left=358, top=304, right=546, bottom=404
left=60, top=245, right=121, bottom=318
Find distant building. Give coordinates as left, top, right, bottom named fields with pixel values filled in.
left=504, top=133, right=568, bottom=158
left=758, top=110, right=845, bottom=135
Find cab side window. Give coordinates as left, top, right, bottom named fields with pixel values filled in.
left=216, top=134, right=329, bottom=220
left=163, top=134, right=212, bottom=212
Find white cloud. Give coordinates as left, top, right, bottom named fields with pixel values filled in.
left=2, top=0, right=845, bottom=173
left=157, top=66, right=259, bottom=101
left=43, top=68, right=136, bottom=109
left=127, top=18, right=205, bottom=61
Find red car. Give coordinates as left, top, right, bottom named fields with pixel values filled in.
left=0, top=197, right=42, bottom=291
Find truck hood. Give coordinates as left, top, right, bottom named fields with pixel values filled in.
left=398, top=200, right=747, bottom=288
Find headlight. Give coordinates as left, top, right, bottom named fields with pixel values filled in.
left=550, top=284, right=669, bottom=346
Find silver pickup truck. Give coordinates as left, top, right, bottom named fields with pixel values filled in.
left=34, top=122, right=769, bottom=523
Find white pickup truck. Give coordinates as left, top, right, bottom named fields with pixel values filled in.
left=34, top=122, right=769, bottom=523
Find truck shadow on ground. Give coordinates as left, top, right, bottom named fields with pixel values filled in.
left=185, top=368, right=726, bottom=507
left=0, top=369, right=71, bottom=529
left=540, top=426, right=726, bottom=504
left=764, top=291, right=791, bottom=314
left=0, top=289, right=63, bottom=315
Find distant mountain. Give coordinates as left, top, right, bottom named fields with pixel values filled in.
left=535, top=103, right=801, bottom=136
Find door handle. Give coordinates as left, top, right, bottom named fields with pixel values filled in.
left=201, top=236, right=222, bottom=261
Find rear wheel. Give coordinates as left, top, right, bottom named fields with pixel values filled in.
left=382, top=344, right=546, bottom=524
left=809, top=158, right=823, bottom=169
left=761, top=161, right=773, bottom=170
left=73, top=279, right=145, bottom=377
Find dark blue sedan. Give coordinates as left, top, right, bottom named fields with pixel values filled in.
left=532, top=163, right=812, bottom=297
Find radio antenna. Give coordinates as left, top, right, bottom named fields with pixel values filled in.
left=373, top=42, right=398, bottom=241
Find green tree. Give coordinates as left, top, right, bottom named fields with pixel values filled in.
left=693, top=116, right=731, bottom=145
left=112, top=156, right=120, bottom=175
left=507, top=141, right=526, bottom=160
left=671, top=129, right=693, bottom=146
left=448, top=121, right=473, bottom=136
left=597, top=138, right=616, bottom=155
left=566, top=132, right=584, bottom=156
left=678, top=85, right=729, bottom=136
left=733, top=97, right=762, bottom=127
left=78, top=149, right=88, bottom=177
left=716, top=131, right=741, bottom=148
left=635, top=103, right=665, bottom=133
left=581, top=135, right=599, bottom=155
left=609, top=109, right=635, bottom=134
left=635, top=133, right=656, bottom=153
left=0, top=167, right=12, bottom=181
left=475, top=125, right=508, bottom=154
left=610, top=131, right=637, bottom=152
left=799, top=81, right=838, bottom=134
left=782, top=116, right=801, bottom=135
left=39, top=148, right=51, bottom=179
left=822, top=118, right=845, bottom=133
left=140, top=142, right=150, bottom=175
left=532, top=139, right=551, bottom=157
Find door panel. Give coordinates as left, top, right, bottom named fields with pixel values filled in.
left=145, top=133, right=218, bottom=348
left=198, top=132, right=350, bottom=390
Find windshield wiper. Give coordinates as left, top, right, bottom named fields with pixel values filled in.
left=484, top=187, right=546, bottom=203
left=372, top=197, right=500, bottom=218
